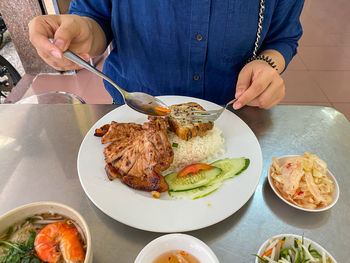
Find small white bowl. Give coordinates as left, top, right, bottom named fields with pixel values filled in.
left=268, top=155, right=340, bottom=212
left=255, top=234, right=337, bottom=263
left=134, top=234, right=219, bottom=263
left=0, top=202, right=92, bottom=263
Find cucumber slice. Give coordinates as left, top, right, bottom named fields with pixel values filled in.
left=169, top=181, right=222, bottom=200
left=209, top=158, right=250, bottom=185
left=165, top=167, right=222, bottom=192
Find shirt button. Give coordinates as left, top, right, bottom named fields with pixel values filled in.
left=193, top=75, right=200, bottom=81
left=196, top=34, right=203, bottom=41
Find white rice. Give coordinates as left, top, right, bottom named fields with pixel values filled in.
left=166, top=126, right=225, bottom=172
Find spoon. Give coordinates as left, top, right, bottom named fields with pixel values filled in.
left=52, top=41, right=170, bottom=116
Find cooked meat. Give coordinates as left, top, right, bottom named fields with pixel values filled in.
left=96, top=117, right=173, bottom=192
left=100, top=121, right=142, bottom=144
left=94, top=124, right=110, bottom=137
left=122, top=168, right=168, bottom=192
left=104, top=139, right=133, bottom=164
left=168, top=102, right=214, bottom=140
left=105, top=163, right=122, bottom=180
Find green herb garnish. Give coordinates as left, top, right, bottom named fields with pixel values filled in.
left=26, top=232, right=36, bottom=249
left=6, top=227, right=13, bottom=236
left=280, top=248, right=289, bottom=259
left=0, top=231, right=43, bottom=263
left=25, top=217, right=35, bottom=223
left=294, top=238, right=298, bottom=248
left=252, top=254, right=268, bottom=263
left=172, top=142, right=178, bottom=147
left=310, top=249, right=322, bottom=259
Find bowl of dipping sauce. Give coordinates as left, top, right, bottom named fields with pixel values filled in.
left=134, top=233, right=219, bottom=263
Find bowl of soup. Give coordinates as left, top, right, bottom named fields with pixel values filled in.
left=135, top=233, right=219, bottom=263
left=0, top=201, right=92, bottom=263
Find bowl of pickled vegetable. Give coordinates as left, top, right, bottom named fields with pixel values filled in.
left=255, top=234, right=337, bottom=263
left=268, top=153, right=339, bottom=212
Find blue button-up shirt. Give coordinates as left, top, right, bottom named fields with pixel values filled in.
left=70, top=0, right=304, bottom=104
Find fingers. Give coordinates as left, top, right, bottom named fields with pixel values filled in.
left=53, top=17, right=81, bottom=52
left=29, top=15, right=89, bottom=71
left=234, top=68, right=275, bottom=109
left=28, top=16, right=62, bottom=57
left=35, top=48, right=83, bottom=71
left=256, top=77, right=285, bottom=109
left=235, top=65, right=253, bottom=99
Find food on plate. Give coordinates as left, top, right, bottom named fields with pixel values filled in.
left=166, top=158, right=250, bottom=199
left=151, top=191, right=161, bottom=199
left=177, top=163, right=215, bottom=177
left=166, top=164, right=222, bottom=192
left=154, top=106, right=171, bottom=116
left=255, top=236, right=333, bottom=263
left=99, top=122, right=142, bottom=144
left=169, top=102, right=214, bottom=140
left=209, top=157, right=250, bottom=185
left=270, top=153, right=334, bottom=209
left=153, top=250, right=200, bottom=263
left=167, top=126, right=224, bottom=172
left=0, top=213, right=86, bottom=263
left=94, top=102, right=226, bottom=195
left=95, top=117, right=173, bottom=192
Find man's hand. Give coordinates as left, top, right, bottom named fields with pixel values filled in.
left=233, top=49, right=285, bottom=109
left=234, top=51, right=286, bottom=110
left=28, top=14, right=106, bottom=71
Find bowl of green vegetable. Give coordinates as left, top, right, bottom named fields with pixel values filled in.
left=255, top=234, right=337, bottom=263
left=0, top=201, right=92, bottom=263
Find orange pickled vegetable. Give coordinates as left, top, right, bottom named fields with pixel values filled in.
left=154, top=106, right=171, bottom=116
left=263, top=240, right=285, bottom=258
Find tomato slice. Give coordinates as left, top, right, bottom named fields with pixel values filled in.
left=177, top=163, right=214, bottom=178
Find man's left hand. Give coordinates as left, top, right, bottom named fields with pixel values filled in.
left=233, top=60, right=285, bottom=110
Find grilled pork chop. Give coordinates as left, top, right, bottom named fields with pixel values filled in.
left=100, top=121, right=142, bottom=144
left=95, top=117, right=173, bottom=192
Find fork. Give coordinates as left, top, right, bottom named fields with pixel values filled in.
left=189, top=99, right=237, bottom=123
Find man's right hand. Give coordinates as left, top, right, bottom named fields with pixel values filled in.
left=29, top=14, right=105, bottom=71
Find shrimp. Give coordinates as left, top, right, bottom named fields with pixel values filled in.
left=34, top=222, right=85, bottom=263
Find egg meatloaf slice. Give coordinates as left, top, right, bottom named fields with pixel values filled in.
left=168, top=102, right=214, bottom=140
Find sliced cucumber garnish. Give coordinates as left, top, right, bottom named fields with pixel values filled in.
left=169, top=181, right=222, bottom=200
left=165, top=167, right=222, bottom=192
left=209, top=158, right=250, bottom=185
left=166, top=158, right=250, bottom=199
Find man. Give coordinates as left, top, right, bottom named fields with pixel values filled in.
left=29, top=0, right=304, bottom=109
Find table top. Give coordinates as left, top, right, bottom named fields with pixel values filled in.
left=0, top=104, right=349, bottom=263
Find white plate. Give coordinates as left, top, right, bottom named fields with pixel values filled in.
left=256, top=234, right=337, bottom=263
left=77, top=96, right=263, bottom=232
left=134, top=233, right=219, bottom=263
left=268, top=155, right=340, bottom=212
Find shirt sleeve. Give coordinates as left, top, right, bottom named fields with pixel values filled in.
left=69, top=0, right=113, bottom=45
left=260, top=0, right=305, bottom=69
